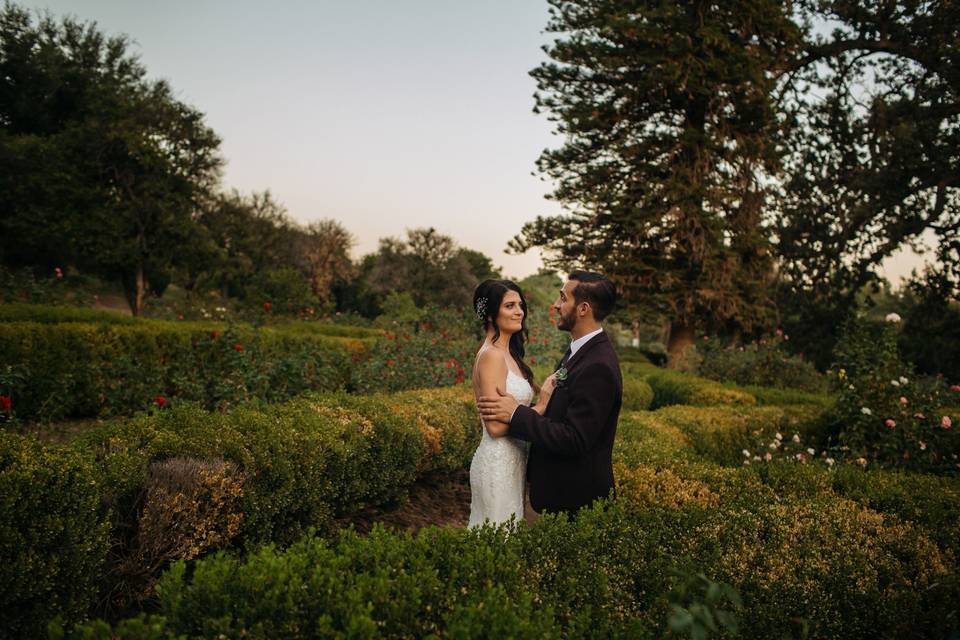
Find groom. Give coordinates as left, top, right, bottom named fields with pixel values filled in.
left=478, top=271, right=622, bottom=518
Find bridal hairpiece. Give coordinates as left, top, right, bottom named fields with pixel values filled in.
left=475, top=297, right=488, bottom=320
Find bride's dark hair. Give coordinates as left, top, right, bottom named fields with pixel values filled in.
left=473, top=279, right=534, bottom=385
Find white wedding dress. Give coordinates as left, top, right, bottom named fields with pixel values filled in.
left=468, top=358, right=534, bottom=528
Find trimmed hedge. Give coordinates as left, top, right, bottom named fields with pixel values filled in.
left=76, top=492, right=957, bottom=639
left=622, top=377, right=654, bottom=411
left=1, top=386, right=480, bottom=634
left=641, top=369, right=757, bottom=409
left=0, top=432, right=110, bottom=639
left=0, top=303, right=137, bottom=324
left=0, top=321, right=370, bottom=421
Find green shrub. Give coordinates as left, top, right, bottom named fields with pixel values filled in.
left=376, top=386, right=480, bottom=474
left=614, top=411, right=698, bottom=467
left=643, top=369, right=757, bottom=409
left=76, top=394, right=425, bottom=548
left=89, top=493, right=957, bottom=640
left=0, top=322, right=366, bottom=421
left=351, top=329, right=476, bottom=393
left=830, top=465, right=960, bottom=556
left=825, top=315, right=959, bottom=474
left=0, top=432, right=110, bottom=638
left=654, top=405, right=826, bottom=467
left=737, top=384, right=834, bottom=407
left=0, top=303, right=136, bottom=324
left=622, top=377, right=654, bottom=411
left=696, top=332, right=827, bottom=392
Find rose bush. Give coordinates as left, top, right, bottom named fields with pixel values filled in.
left=824, top=314, right=959, bottom=474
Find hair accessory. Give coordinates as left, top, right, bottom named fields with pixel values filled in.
left=475, top=297, right=488, bottom=320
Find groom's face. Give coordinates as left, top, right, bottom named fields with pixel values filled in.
left=554, top=280, right=580, bottom=332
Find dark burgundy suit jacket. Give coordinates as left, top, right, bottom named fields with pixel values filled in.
left=509, top=330, right=622, bottom=516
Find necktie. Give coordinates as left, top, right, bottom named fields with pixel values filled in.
left=559, top=347, right=571, bottom=370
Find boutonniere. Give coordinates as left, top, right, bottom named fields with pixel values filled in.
left=554, top=366, right=568, bottom=388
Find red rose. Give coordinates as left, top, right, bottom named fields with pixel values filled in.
left=154, top=395, right=167, bottom=408
left=210, top=330, right=221, bottom=339
left=0, top=395, right=11, bottom=413
left=263, top=302, right=272, bottom=312
left=531, top=357, right=537, bottom=365
left=457, top=367, right=465, bottom=377
left=234, top=343, right=244, bottom=352
left=387, top=359, right=396, bottom=367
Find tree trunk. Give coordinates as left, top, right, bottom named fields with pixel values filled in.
left=123, top=263, right=147, bottom=316
left=667, top=321, right=695, bottom=369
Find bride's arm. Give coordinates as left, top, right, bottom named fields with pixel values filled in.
left=475, top=349, right=511, bottom=438
left=531, top=373, right=557, bottom=415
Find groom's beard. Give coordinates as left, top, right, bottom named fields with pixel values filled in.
left=557, top=307, right=576, bottom=331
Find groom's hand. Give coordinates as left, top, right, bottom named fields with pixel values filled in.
left=477, top=386, right=520, bottom=424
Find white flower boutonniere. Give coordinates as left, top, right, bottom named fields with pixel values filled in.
left=554, top=366, right=568, bottom=387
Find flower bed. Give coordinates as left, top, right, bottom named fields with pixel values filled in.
left=0, top=321, right=370, bottom=421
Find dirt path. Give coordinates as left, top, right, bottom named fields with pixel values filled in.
left=337, top=470, right=472, bottom=533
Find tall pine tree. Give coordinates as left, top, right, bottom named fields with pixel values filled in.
left=511, top=0, right=800, bottom=363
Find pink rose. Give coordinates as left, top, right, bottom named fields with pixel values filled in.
left=899, top=396, right=908, bottom=405
left=885, top=419, right=896, bottom=428
left=943, top=416, right=953, bottom=429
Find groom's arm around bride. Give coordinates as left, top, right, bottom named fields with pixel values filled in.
left=479, top=272, right=623, bottom=518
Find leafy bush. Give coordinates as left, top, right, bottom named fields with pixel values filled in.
left=643, top=369, right=757, bottom=409
left=0, top=303, right=136, bottom=324
left=377, top=386, right=480, bottom=473
left=622, top=376, right=654, bottom=411
left=825, top=315, right=959, bottom=474
left=83, top=492, right=957, bottom=640
left=0, top=432, right=110, bottom=638
left=613, top=411, right=698, bottom=468
left=0, top=322, right=367, bottom=421
left=696, top=332, right=827, bottom=392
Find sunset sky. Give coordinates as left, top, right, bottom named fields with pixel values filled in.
left=21, top=1, right=932, bottom=284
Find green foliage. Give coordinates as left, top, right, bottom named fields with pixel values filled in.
left=642, top=369, right=757, bottom=409
left=85, top=488, right=958, bottom=640
left=0, top=321, right=364, bottom=421
left=899, top=267, right=960, bottom=381
left=622, top=376, right=654, bottom=411
left=352, top=324, right=474, bottom=394
left=667, top=569, right=742, bottom=640
left=514, top=0, right=799, bottom=337
left=776, top=2, right=959, bottom=360
left=696, top=333, right=827, bottom=393
left=0, top=4, right=223, bottom=315
left=0, top=432, right=110, bottom=639
left=0, top=303, right=135, bottom=324
left=825, top=315, right=959, bottom=474
left=243, top=268, right=318, bottom=316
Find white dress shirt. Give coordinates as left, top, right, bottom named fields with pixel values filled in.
left=568, top=328, right=604, bottom=359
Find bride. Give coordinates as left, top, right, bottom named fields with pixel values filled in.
left=468, top=279, right=555, bottom=527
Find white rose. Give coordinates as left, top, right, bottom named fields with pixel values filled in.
left=792, top=434, right=801, bottom=443
left=885, top=312, right=901, bottom=323
left=891, top=380, right=900, bottom=387
left=742, top=449, right=750, bottom=457
left=807, top=448, right=815, bottom=455
left=861, top=407, right=872, bottom=416
left=826, top=458, right=835, bottom=466
left=899, top=376, right=908, bottom=384
left=775, top=432, right=783, bottom=441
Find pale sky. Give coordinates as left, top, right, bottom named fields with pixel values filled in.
left=21, top=1, right=932, bottom=284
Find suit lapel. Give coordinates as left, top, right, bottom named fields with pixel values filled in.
left=564, top=330, right=608, bottom=374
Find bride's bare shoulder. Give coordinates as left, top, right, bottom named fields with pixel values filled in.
left=474, top=347, right=507, bottom=380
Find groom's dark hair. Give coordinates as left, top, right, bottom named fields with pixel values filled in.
left=568, top=271, right=616, bottom=321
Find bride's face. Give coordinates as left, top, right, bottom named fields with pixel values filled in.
left=496, top=290, right=524, bottom=335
